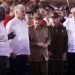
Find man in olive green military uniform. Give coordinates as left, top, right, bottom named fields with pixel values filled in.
left=29, top=12, right=50, bottom=75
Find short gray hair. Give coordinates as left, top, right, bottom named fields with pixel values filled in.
left=14, top=4, right=25, bottom=14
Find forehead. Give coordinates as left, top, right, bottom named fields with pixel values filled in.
left=18, top=7, right=25, bottom=11
left=15, top=5, right=25, bottom=12
left=16, top=8, right=25, bottom=14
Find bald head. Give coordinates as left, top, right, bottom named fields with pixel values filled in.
left=14, top=4, right=26, bottom=20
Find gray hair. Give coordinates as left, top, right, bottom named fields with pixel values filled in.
left=14, top=4, right=25, bottom=14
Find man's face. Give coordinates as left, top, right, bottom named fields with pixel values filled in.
left=52, top=17, right=60, bottom=26
left=34, top=18, right=42, bottom=26
left=17, top=8, right=25, bottom=19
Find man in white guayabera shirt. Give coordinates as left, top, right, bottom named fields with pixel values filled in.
left=0, top=7, right=12, bottom=75
left=6, top=4, right=30, bottom=75
left=63, top=7, right=75, bottom=75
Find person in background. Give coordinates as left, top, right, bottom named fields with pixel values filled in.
left=6, top=4, right=30, bottom=75
left=4, top=5, right=15, bottom=27
left=59, top=7, right=66, bottom=25
left=43, top=9, right=51, bottom=26
left=25, top=13, right=33, bottom=26
left=0, top=6, right=12, bottom=75
left=0, top=0, right=9, bottom=15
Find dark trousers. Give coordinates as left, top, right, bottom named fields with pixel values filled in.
left=0, top=56, right=9, bottom=75
left=67, top=52, right=75, bottom=75
left=9, top=55, right=29, bottom=75
left=8, top=57, right=16, bottom=75
left=49, top=59, right=64, bottom=75
left=30, top=61, right=48, bottom=75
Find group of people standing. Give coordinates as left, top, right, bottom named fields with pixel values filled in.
left=0, top=1, right=75, bottom=75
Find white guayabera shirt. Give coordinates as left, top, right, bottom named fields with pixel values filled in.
left=6, top=17, right=30, bottom=55
left=63, top=18, right=75, bottom=53
left=0, top=21, right=12, bottom=57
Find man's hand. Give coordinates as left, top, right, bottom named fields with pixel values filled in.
left=37, top=42, right=43, bottom=47
left=37, top=42, right=48, bottom=48
left=62, top=52, right=67, bottom=61
left=48, top=51, right=53, bottom=56
left=8, top=32, right=15, bottom=40
left=10, top=52, right=16, bottom=59
left=42, top=43, right=48, bottom=48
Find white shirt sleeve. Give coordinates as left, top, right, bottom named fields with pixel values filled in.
left=6, top=21, right=13, bottom=34
left=63, top=18, right=69, bottom=27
